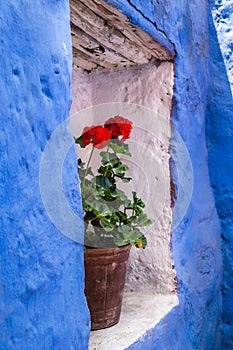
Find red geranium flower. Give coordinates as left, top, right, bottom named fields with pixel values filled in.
left=104, top=115, right=132, bottom=141
left=92, top=126, right=111, bottom=149
left=82, top=125, right=96, bottom=146
left=81, top=125, right=111, bottom=149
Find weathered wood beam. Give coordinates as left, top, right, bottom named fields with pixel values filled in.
left=70, top=0, right=173, bottom=70
left=70, top=0, right=151, bottom=65
left=72, top=49, right=98, bottom=70
left=77, top=0, right=173, bottom=61
left=72, top=40, right=134, bottom=69
left=71, top=23, right=132, bottom=67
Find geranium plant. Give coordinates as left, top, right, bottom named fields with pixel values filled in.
left=75, top=116, right=152, bottom=248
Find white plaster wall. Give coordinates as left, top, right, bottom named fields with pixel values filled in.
left=71, top=61, right=176, bottom=293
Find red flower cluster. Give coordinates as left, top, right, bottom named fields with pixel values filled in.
left=82, top=125, right=111, bottom=149
left=104, top=115, right=132, bottom=141
left=79, top=116, right=133, bottom=149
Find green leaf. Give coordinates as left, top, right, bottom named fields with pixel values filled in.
left=94, top=202, right=113, bottom=216
left=85, top=230, right=98, bottom=242
left=116, top=189, right=128, bottom=202
left=112, top=163, right=128, bottom=175
left=75, top=136, right=86, bottom=148
left=113, top=234, right=129, bottom=247
left=121, top=177, right=132, bottom=183
left=101, top=189, right=118, bottom=201
left=108, top=139, right=131, bottom=156
left=141, top=235, right=147, bottom=249
left=115, top=211, right=128, bottom=223
left=113, top=225, right=147, bottom=247
left=132, top=191, right=145, bottom=208
left=95, top=175, right=112, bottom=190
left=100, top=151, right=119, bottom=163
left=78, top=158, right=84, bottom=168
left=99, top=217, right=117, bottom=232
left=124, top=200, right=134, bottom=210
left=118, top=225, right=141, bottom=241
left=130, top=213, right=152, bottom=227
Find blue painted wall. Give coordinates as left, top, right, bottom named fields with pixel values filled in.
left=104, top=1, right=223, bottom=349
left=207, top=1, right=233, bottom=348
left=1, top=0, right=231, bottom=349
left=0, top=1, right=90, bottom=349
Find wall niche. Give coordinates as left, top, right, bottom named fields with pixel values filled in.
left=70, top=0, right=178, bottom=347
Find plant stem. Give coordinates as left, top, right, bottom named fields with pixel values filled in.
left=81, top=146, right=95, bottom=191
left=106, top=140, right=111, bottom=153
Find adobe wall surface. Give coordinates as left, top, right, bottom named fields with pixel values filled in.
left=0, top=2, right=90, bottom=349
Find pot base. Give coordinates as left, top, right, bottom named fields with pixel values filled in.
left=84, top=245, right=131, bottom=330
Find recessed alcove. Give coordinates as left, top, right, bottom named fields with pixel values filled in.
left=69, top=0, right=178, bottom=348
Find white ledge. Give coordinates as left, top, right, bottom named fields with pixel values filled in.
left=88, top=291, right=179, bottom=350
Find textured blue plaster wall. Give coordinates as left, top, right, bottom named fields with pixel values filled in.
left=104, top=1, right=223, bottom=349
left=207, top=1, right=233, bottom=348
left=0, top=1, right=90, bottom=349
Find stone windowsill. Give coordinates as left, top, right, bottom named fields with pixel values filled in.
left=88, top=291, right=179, bottom=350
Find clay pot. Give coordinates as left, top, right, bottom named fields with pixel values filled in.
left=84, top=245, right=131, bottom=330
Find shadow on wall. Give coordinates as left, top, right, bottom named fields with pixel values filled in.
left=206, top=7, right=233, bottom=349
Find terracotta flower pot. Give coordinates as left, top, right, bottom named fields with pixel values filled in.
left=84, top=245, right=131, bottom=330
